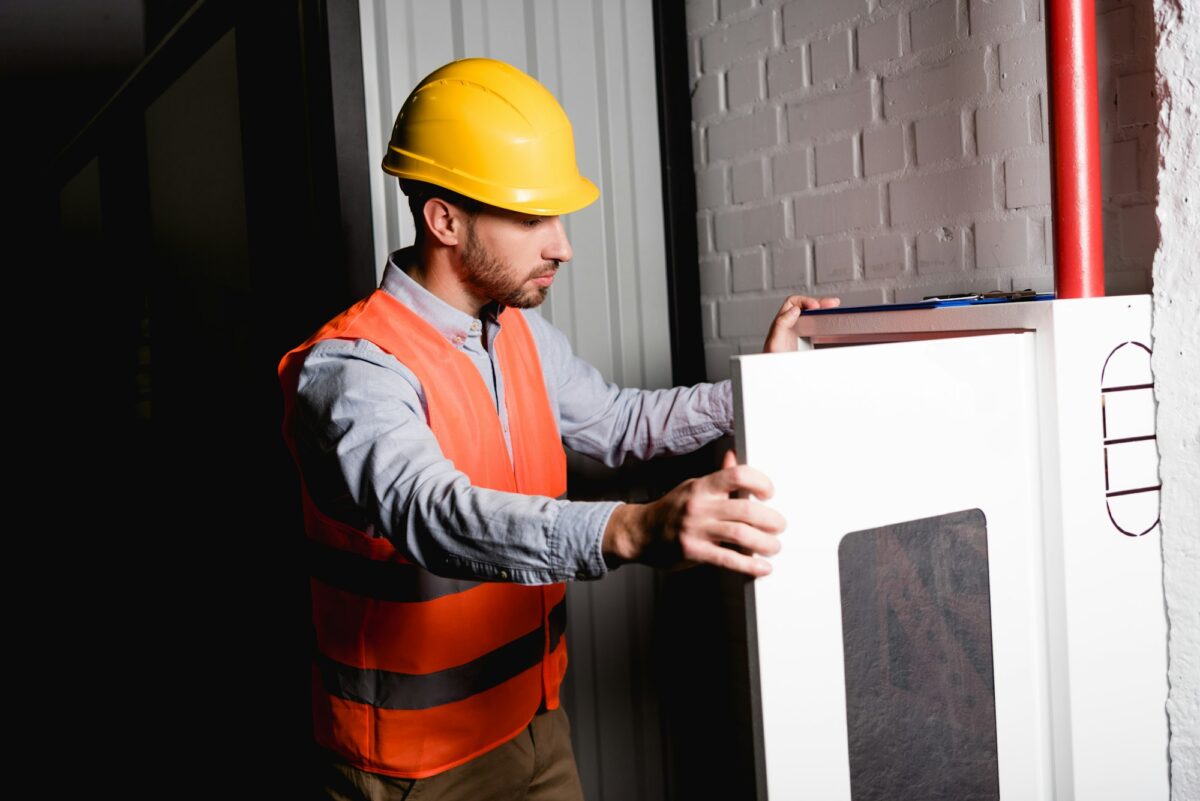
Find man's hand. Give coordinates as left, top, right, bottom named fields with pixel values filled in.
left=762, top=294, right=841, bottom=353
left=602, top=451, right=786, bottom=576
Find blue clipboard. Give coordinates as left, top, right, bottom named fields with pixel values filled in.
left=802, top=292, right=1055, bottom=315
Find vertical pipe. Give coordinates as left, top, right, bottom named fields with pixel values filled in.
left=1046, top=0, right=1105, bottom=298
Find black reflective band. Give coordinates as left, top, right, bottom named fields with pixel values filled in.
left=318, top=597, right=569, bottom=710
left=548, top=597, right=567, bottom=652
left=308, top=539, right=480, bottom=602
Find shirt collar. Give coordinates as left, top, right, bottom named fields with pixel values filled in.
left=380, top=248, right=504, bottom=345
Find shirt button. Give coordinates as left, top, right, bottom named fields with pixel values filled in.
left=498, top=570, right=509, bottom=580
left=470, top=320, right=481, bottom=332
left=452, top=335, right=465, bottom=346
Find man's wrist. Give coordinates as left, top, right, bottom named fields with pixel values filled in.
left=602, top=503, right=644, bottom=566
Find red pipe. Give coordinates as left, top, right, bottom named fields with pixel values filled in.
left=1046, top=0, right=1105, bottom=298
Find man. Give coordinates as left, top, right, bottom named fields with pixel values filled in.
left=279, top=57, right=837, bottom=801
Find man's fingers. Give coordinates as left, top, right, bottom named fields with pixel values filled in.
left=706, top=463, right=775, bottom=500
left=762, top=301, right=802, bottom=353
left=784, top=294, right=841, bottom=311
left=686, top=539, right=773, bottom=576
left=721, top=449, right=737, bottom=470
left=716, top=497, right=786, bottom=534
left=711, top=520, right=783, bottom=556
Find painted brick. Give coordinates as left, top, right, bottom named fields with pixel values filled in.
left=787, top=80, right=873, bottom=141
left=825, top=287, right=888, bottom=306
left=686, top=0, right=718, bottom=33
left=696, top=164, right=728, bottom=208
left=732, top=159, right=766, bottom=203
left=732, top=248, right=768, bottom=291
left=699, top=254, right=729, bottom=295
left=915, top=112, right=962, bottom=165
left=975, top=216, right=1032, bottom=268
left=702, top=12, right=773, bottom=71
left=911, top=0, right=958, bottom=53
left=1008, top=270, right=1053, bottom=294
left=1038, top=90, right=1048, bottom=143
left=812, top=30, right=852, bottom=85
left=783, top=0, right=868, bottom=44
left=1140, top=130, right=1157, bottom=194
left=794, top=184, right=883, bottom=236
left=1105, top=269, right=1151, bottom=296
left=767, top=48, right=807, bottom=97
left=720, top=0, right=754, bottom=19
left=772, top=149, right=811, bottom=193
left=772, top=242, right=810, bottom=287
left=1118, top=71, right=1156, bottom=127
left=1103, top=205, right=1121, bottom=267
left=857, top=15, right=900, bottom=70
left=1120, top=204, right=1158, bottom=261
left=688, top=36, right=702, bottom=83
left=718, top=294, right=794, bottom=337
left=916, top=227, right=962, bottom=274
left=704, top=342, right=738, bottom=380
left=999, top=26, right=1046, bottom=90
left=1044, top=213, right=1053, bottom=265
left=976, top=94, right=1033, bottom=155
left=816, top=136, right=856, bottom=185
left=815, top=238, right=855, bottom=283
left=697, top=211, right=713, bottom=253
left=1029, top=215, right=1047, bottom=264
left=1104, top=139, right=1139, bottom=195
left=884, top=49, right=988, bottom=118
left=969, top=0, right=1024, bottom=34
left=701, top=300, right=717, bottom=340
left=693, top=125, right=704, bottom=167
left=708, top=108, right=778, bottom=161
left=1004, top=151, right=1051, bottom=208
left=714, top=202, right=788, bottom=250
left=1097, top=5, right=1135, bottom=65
left=863, top=125, right=905, bottom=175
left=890, top=163, right=994, bottom=225
left=864, top=233, right=905, bottom=278
left=727, top=60, right=762, bottom=108
left=692, top=73, right=723, bottom=120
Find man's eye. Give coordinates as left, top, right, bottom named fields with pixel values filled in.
left=524, top=218, right=542, bottom=227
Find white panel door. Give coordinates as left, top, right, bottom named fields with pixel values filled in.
left=733, top=333, right=1051, bottom=801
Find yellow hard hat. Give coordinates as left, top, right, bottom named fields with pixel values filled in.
left=383, top=58, right=599, bottom=216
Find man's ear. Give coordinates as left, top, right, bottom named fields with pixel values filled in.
left=423, top=198, right=464, bottom=247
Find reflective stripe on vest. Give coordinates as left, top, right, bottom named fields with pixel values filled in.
left=278, top=290, right=569, bottom=778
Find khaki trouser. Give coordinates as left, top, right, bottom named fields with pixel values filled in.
left=316, top=707, right=586, bottom=801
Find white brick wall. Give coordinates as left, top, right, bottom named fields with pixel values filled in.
left=689, top=0, right=1153, bottom=368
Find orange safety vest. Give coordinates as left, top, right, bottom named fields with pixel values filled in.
left=278, top=289, right=569, bottom=778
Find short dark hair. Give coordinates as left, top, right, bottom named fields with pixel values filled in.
left=400, top=179, right=483, bottom=244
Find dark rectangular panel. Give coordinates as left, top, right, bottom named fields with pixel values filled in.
left=838, top=509, right=1000, bottom=801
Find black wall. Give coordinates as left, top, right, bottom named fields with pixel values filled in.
left=48, top=2, right=371, bottom=791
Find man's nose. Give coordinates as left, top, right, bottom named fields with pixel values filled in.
left=544, top=217, right=573, bottom=264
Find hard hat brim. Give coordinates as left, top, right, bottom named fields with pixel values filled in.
left=384, top=149, right=600, bottom=217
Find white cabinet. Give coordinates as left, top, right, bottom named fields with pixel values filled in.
left=733, top=297, right=1168, bottom=801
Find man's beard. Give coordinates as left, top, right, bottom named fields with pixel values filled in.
left=461, top=222, right=556, bottom=309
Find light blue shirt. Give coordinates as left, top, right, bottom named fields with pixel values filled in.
left=292, top=249, right=734, bottom=585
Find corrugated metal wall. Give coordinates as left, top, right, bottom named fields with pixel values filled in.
left=357, top=2, right=674, bottom=798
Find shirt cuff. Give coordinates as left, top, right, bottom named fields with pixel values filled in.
left=715, top=379, right=735, bottom=434
left=551, top=500, right=620, bottom=581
